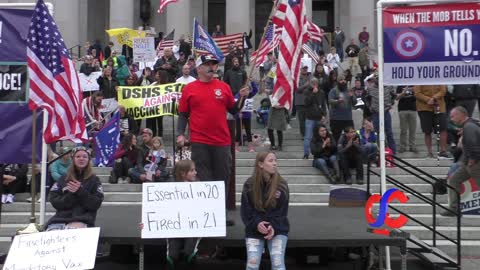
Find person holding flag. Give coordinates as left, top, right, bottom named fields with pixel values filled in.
left=177, top=20, right=248, bottom=226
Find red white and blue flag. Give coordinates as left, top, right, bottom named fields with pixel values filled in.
left=158, top=0, right=179, bottom=13
left=156, top=29, right=175, bottom=57
left=27, top=0, right=87, bottom=144
left=251, top=23, right=276, bottom=67
left=271, top=0, right=308, bottom=110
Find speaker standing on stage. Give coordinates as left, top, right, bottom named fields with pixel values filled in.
left=177, top=55, right=249, bottom=226
left=241, top=152, right=289, bottom=270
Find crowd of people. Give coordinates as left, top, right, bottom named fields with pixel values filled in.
left=2, top=24, right=480, bottom=269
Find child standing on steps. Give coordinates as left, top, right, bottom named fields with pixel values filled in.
left=235, top=81, right=259, bottom=152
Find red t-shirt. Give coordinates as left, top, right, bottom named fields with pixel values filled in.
left=179, top=79, right=235, bottom=146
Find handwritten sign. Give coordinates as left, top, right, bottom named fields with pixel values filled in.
left=133, top=37, right=156, bottom=63
left=4, top=227, right=100, bottom=270
left=79, top=71, right=101, bottom=92
left=460, top=178, right=480, bottom=215
left=141, top=181, right=226, bottom=239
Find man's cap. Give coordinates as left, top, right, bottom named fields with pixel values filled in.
left=337, top=73, right=346, bottom=82
left=142, top=128, right=153, bottom=136
left=195, top=55, right=219, bottom=67
left=302, top=65, right=308, bottom=69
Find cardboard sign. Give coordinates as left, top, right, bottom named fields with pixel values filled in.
left=460, top=178, right=480, bottom=215
left=100, top=98, right=118, bottom=114
left=141, top=181, right=226, bottom=238
left=133, top=37, right=156, bottom=63
left=4, top=227, right=100, bottom=270
left=79, top=71, right=102, bottom=92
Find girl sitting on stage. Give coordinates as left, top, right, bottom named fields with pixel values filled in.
left=166, top=160, right=200, bottom=269
left=241, top=152, right=290, bottom=270
left=46, top=147, right=104, bottom=231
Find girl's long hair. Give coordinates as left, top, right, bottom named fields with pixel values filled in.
left=65, top=149, right=94, bottom=182
left=174, top=160, right=194, bottom=181
left=251, top=152, right=287, bottom=212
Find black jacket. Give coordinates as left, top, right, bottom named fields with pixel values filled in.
left=243, top=30, right=253, bottom=49
left=153, top=56, right=179, bottom=83
left=97, top=76, right=119, bottom=99
left=47, top=174, right=104, bottom=227
left=224, top=67, right=247, bottom=95
left=240, top=177, right=289, bottom=238
left=304, top=87, right=327, bottom=120
left=345, top=44, right=360, bottom=57
left=310, top=132, right=337, bottom=159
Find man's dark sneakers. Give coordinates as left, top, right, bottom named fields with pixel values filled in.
left=226, top=220, right=235, bottom=226
left=356, top=178, right=364, bottom=185
left=438, top=151, right=451, bottom=159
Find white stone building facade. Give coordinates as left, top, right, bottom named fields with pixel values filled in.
left=0, top=0, right=377, bottom=53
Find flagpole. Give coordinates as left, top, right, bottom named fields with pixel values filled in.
left=17, top=110, right=41, bottom=234
left=239, top=0, right=279, bottom=108
left=39, top=110, right=48, bottom=225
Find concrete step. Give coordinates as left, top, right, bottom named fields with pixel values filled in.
left=234, top=158, right=453, bottom=167
left=234, top=166, right=449, bottom=175
left=234, top=151, right=452, bottom=159
left=94, top=174, right=446, bottom=184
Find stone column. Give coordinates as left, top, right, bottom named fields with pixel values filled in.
left=109, top=0, right=135, bottom=51
left=226, top=0, right=250, bottom=35
left=166, top=0, right=191, bottom=39
left=51, top=0, right=81, bottom=49
left=109, top=0, right=135, bottom=29
left=305, top=0, right=313, bottom=20
left=347, top=0, right=374, bottom=46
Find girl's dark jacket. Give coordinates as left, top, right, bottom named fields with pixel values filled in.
left=240, top=177, right=289, bottom=238
left=47, top=174, right=104, bottom=227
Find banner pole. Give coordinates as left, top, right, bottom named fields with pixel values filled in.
left=39, top=110, right=48, bottom=225
left=377, top=1, right=391, bottom=269
left=17, top=110, right=41, bottom=234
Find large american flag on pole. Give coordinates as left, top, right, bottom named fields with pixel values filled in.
left=27, top=0, right=87, bottom=143
left=271, top=0, right=308, bottom=110
left=158, top=0, right=179, bottom=13
left=273, top=1, right=323, bottom=43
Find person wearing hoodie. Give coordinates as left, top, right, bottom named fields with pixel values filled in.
left=50, top=147, right=72, bottom=183
left=115, top=55, right=130, bottom=86
left=303, top=77, right=327, bottom=159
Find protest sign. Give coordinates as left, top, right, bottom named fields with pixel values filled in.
left=0, top=8, right=43, bottom=163
left=100, top=98, right=118, bottom=114
left=79, top=71, right=101, bottom=92
left=118, top=83, right=185, bottom=120
left=133, top=37, right=156, bottom=63
left=460, top=178, right=480, bottom=215
left=383, top=3, right=480, bottom=85
left=4, top=227, right=100, bottom=270
left=141, top=181, right=226, bottom=238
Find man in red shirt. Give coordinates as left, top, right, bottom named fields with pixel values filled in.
left=177, top=55, right=248, bottom=226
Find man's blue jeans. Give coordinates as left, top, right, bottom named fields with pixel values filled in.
left=304, top=119, right=321, bottom=156
left=372, top=111, right=397, bottom=154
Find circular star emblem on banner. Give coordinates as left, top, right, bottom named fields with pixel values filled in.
left=393, top=30, right=425, bottom=59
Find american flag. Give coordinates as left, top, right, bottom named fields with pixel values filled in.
left=302, top=43, right=320, bottom=64
left=156, top=29, right=175, bottom=57
left=196, top=33, right=244, bottom=56
left=157, top=0, right=178, bottom=13
left=251, top=23, right=275, bottom=67
left=307, top=20, right=324, bottom=43
left=27, top=0, right=87, bottom=144
left=271, top=0, right=308, bottom=110
left=273, top=1, right=323, bottom=43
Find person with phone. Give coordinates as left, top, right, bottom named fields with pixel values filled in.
left=241, top=152, right=289, bottom=270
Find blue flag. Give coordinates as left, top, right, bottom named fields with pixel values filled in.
left=94, top=111, right=120, bottom=167
left=193, top=18, right=224, bottom=62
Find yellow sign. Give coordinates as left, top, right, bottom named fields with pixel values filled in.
left=106, top=28, right=146, bottom=48
left=118, top=83, right=185, bottom=120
